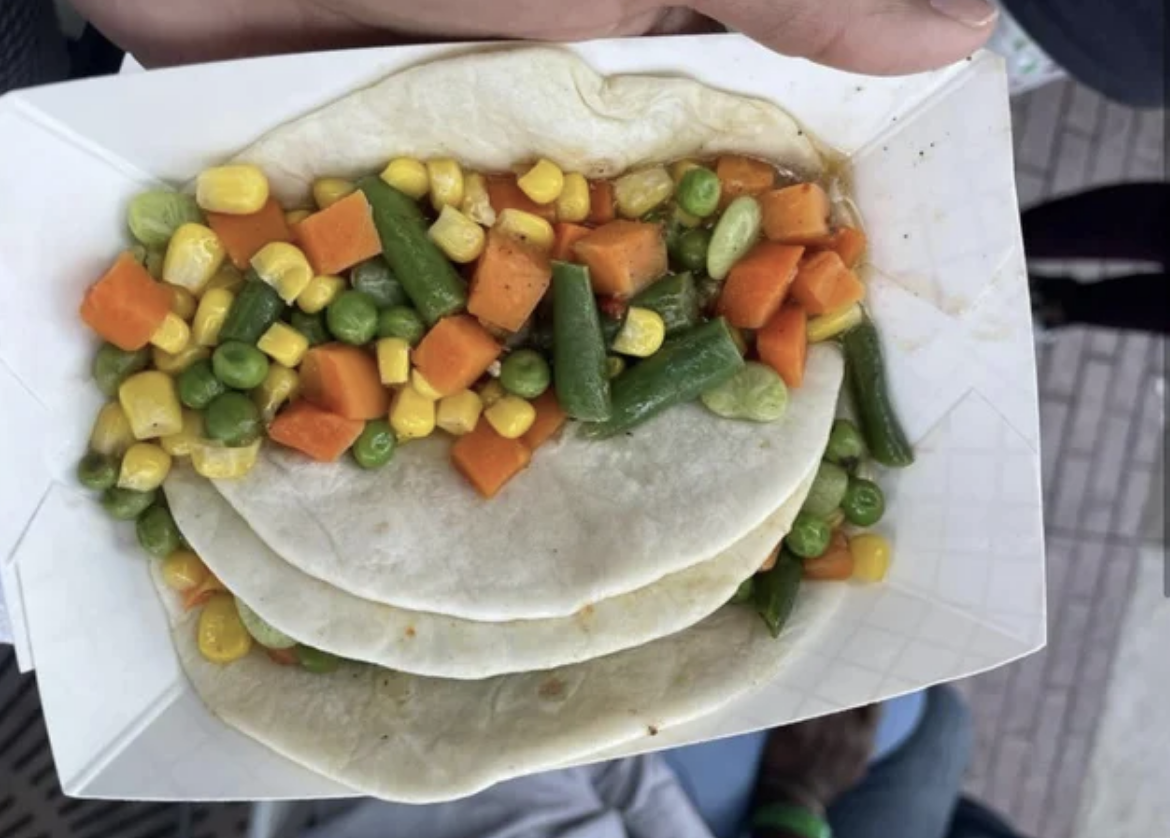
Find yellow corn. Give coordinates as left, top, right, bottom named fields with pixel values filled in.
left=479, top=379, right=506, bottom=407
left=163, top=223, right=225, bottom=294
left=376, top=338, right=411, bottom=386
left=190, top=438, right=261, bottom=479
left=496, top=208, right=554, bottom=251
left=312, top=177, right=355, bottom=210
left=614, top=167, right=674, bottom=218
left=153, top=344, right=209, bottom=376
left=296, top=274, right=345, bottom=314
left=669, top=159, right=701, bottom=184
left=160, top=409, right=205, bottom=457
left=285, top=209, right=312, bottom=226
left=807, top=303, right=864, bottom=343
left=89, top=402, right=135, bottom=457
left=484, top=395, right=536, bottom=439
left=429, top=205, right=485, bottom=263
left=612, top=307, right=665, bottom=357
left=436, top=390, right=483, bottom=436
left=252, top=364, right=300, bottom=420
left=149, top=311, right=191, bottom=355
left=426, top=158, right=464, bottom=211
left=518, top=159, right=565, bottom=205
left=196, top=165, right=270, bottom=215
left=390, top=386, right=436, bottom=440
left=192, top=287, right=235, bottom=347
left=117, top=442, right=172, bottom=491
left=257, top=322, right=309, bottom=368
left=674, top=206, right=702, bottom=228
left=410, top=368, right=444, bottom=401
left=161, top=549, right=209, bottom=592
left=197, top=593, right=253, bottom=664
left=850, top=534, right=892, bottom=583
left=119, top=371, right=183, bottom=439
left=605, top=355, right=626, bottom=379
left=380, top=157, right=429, bottom=200
left=167, top=286, right=198, bottom=321
left=461, top=172, right=496, bottom=227
left=555, top=173, right=590, bottom=223
left=251, top=242, right=313, bottom=303
left=203, top=264, right=244, bottom=296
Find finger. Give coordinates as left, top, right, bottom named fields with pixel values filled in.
left=690, top=0, right=997, bottom=75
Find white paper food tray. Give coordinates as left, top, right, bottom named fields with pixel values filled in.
left=0, top=34, right=1044, bottom=799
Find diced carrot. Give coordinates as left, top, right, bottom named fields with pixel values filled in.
left=802, top=531, right=854, bottom=580
left=759, top=544, right=781, bottom=572
left=521, top=390, right=568, bottom=450
left=757, top=305, right=807, bottom=388
left=821, top=226, right=867, bottom=268
left=268, top=399, right=365, bottom=462
left=588, top=179, right=616, bottom=224
left=80, top=251, right=173, bottom=350
left=760, top=183, right=831, bottom=245
left=821, top=267, right=865, bottom=312
left=716, top=241, right=805, bottom=329
left=183, top=572, right=226, bottom=611
left=295, top=190, right=383, bottom=275
left=266, top=647, right=300, bottom=666
left=551, top=222, right=593, bottom=262
left=300, top=343, right=390, bottom=420
left=451, top=420, right=532, bottom=499
left=206, top=198, right=293, bottom=270
left=413, top=315, right=502, bottom=397
left=790, top=251, right=848, bottom=315
left=715, top=155, right=776, bottom=208
left=468, top=230, right=553, bottom=332
left=574, top=221, right=667, bottom=297
left=486, top=176, right=556, bottom=221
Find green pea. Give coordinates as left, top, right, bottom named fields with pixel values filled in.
left=677, top=167, right=721, bottom=218
left=785, top=512, right=831, bottom=559
left=352, top=419, right=398, bottom=469
left=101, top=487, right=157, bottom=521
left=136, top=504, right=182, bottom=559
left=700, top=362, right=788, bottom=423
left=205, top=392, right=262, bottom=447
left=77, top=451, right=118, bottom=491
left=236, top=600, right=297, bottom=649
left=296, top=645, right=342, bottom=674
left=92, top=343, right=151, bottom=397
left=825, top=419, right=866, bottom=470
left=672, top=228, right=711, bottom=274
left=730, top=577, right=755, bottom=604
left=802, top=462, right=850, bottom=517
left=350, top=258, right=407, bottom=309
left=327, top=291, right=379, bottom=345
left=841, top=477, right=886, bottom=527
left=177, top=359, right=226, bottom=409
left=212, top=341, right=270, bottom=390
left=289, top=310, right=330, bottom=347
left=605, top=355, right=626, bottom=379
left=376, top=305, right=426, bottom=346
left=500, top=349, right=551, bottom=399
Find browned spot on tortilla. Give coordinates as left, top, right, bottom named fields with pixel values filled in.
left=539, top=678, right=566, bottom=700
left=404, top=626, right=416, bottom=638
left=576, top=604, right=595, bottom=620
left=375, top=521, right=390, bottom=535
left=647, top=725, right=659, bottom=736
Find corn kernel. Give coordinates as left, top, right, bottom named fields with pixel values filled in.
left=429, top=205, right=486, bottom=264
left=674, top=206, right=702, bottom=228
left=251, top=241, right=313, bottom=303
left=380, top=158, right=429, bottom=200
left=850, top=534, right=891, bottom=582
left=426, top=158, right=464, bottom=211
left=168, top=285, right=198, bottom=321
left=312, top=177, right=356, bottom=210
left=196, top=165, right=269, bottom=215
left=555, top=173, right=590, bottom=223
left=605, top=355, right=626, bottom=379
left=164, top=223, right=226, bottom=294
left=153, top=344, right=209, bottom=376
left=436, top=390, right=483, bottom=436
left=496, top=208, right=554, bottom=251
left=484, top=395, right=536, bottom=439
left=149, top=311, right=191, bottom=354
left=162, top=549, right=209, bottom=592
left=257, top=322, right=310, bottom=368
left=518, top=159, right=565, bottom=205
left=285, top=209, right=312, bottom=226
left=669, top=159, right=701, bottom=184
left=479, top=379, right=506, bottom=407
left=614, top=167, right=674, bottom=219
left=296, top=274, right=345, bottom=314
left=461, top=173, right=496, bottom=227
left=197, top=592, right=253, bottom=664
left=203, top=264, right=244, bottom=296
left=119, top=371, right=183, bottom=439
left=160, top=409, right=205, bottom=457
left=807, top=303, right=864, bottom=343
left=612, top=307, right=665, bottom=357
left=117, top=442, right=172, bottom=491
left=192, top=287, right=235, bottom=347
left=411, top=368, right=444, bottom=401
left=376, top=338, right=411, bottom=386
left=190, top=438, right=261, bottom=479
left=390, top=386, right=436, bottom=440
left=252, top=364, right=300, bottom=420
left=90, top=402, right=135, bottom=457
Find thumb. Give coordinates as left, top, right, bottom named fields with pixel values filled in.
left=691, top=0, right=998, bottom=75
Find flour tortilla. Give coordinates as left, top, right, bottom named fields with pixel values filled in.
left=152, top=565, right=844, bottom=803
left=166, top=465, right=816, bottom=679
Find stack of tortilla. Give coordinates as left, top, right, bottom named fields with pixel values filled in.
left=156, top=48, right=849, bottom=802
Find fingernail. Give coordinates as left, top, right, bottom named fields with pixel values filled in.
left=930, top=0, right=999, bottom=27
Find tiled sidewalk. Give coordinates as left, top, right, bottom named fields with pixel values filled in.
left=955, top=78, right=1166, bottom=837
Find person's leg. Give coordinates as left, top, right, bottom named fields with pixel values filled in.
left=1021, top=184, right=1169, bottom=263
left=827, top=686, right=974, bottom=838
left=588, top=754, right=715, bottom=838
left=1031, top=271, right=1170, bottom=335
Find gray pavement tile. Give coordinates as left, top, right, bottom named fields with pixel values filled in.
left=1052, top=132, right=1094, bottom=198
left=1085, top=328, right=1120, bottom=359
left=1064, top=85, right=1103, bottom=136
left=1051, top=455, right=1092, bottom=530
left=1047, top=599, right=1092, bottom=689
left=1043, top=733, right=1092, bottom=838
left=1089, top=102, right=1137, bottom=186
left=1115, top=468, right=1155, bottom=538
left=1042, top=328, right=1089, bottom=398
left=1016, top=81, right=1071, bottom=174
